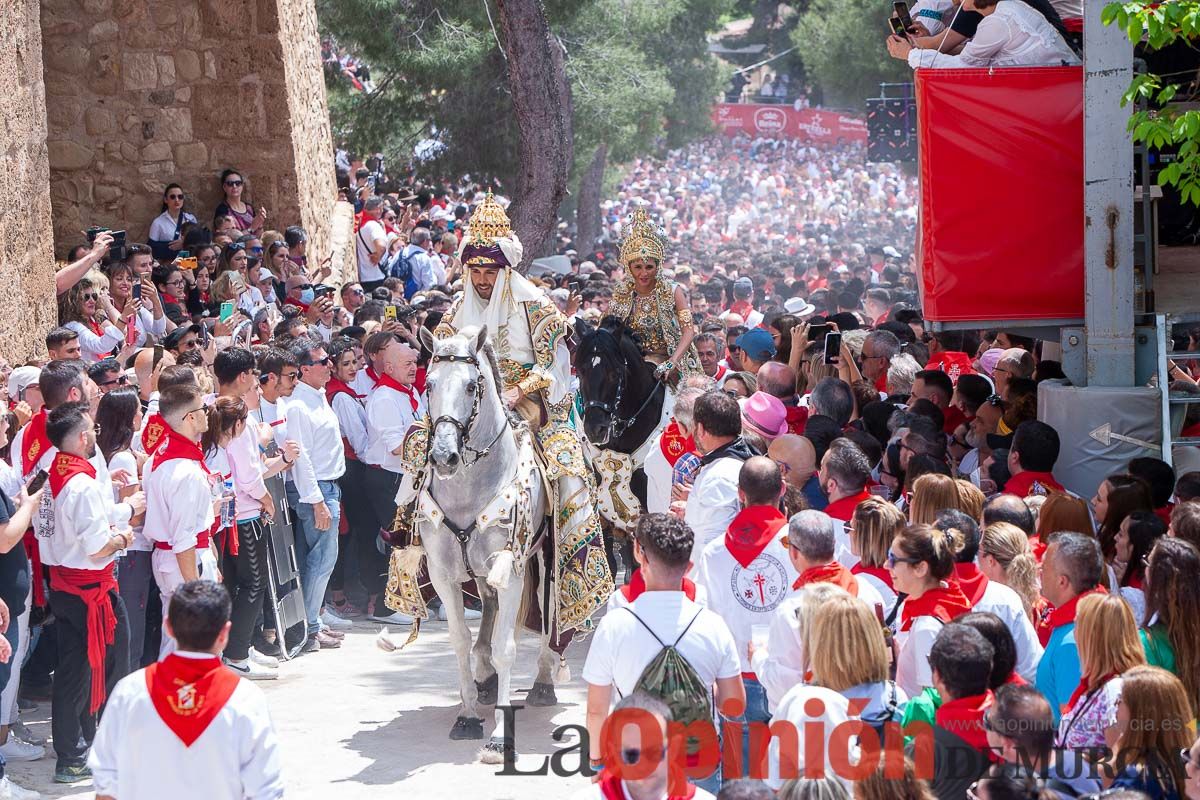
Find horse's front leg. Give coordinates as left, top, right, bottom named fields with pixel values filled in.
left=427, top=557, right=483, bottom=740
left=472, top=580, right=498, bottom=705
left=480, top=567, right=524, bottom=763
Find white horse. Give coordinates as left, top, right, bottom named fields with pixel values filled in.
left=414, top=326, right=560, bottom=762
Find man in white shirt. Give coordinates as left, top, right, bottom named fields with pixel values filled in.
left=363, top=334, right=424, bottom=625
left=142, top=383, right=220, bottom=659
left=44, top=401, right=135, bottom=784
left=582, top=513, right=744, bottom=793
left=644, top=387, right=703, bottom=514
left=402, top=226, right=445, bottom=292
left=89, top=580, right=284, bottom=800
left=683, top=391, right=756, bottom=563
left=281, top=336, right=347, bottom=647
left=356, top=196, right=388, bottom=292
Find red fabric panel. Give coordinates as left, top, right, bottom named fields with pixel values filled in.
left=917, top=67, right=1084, bottom=322
left=712, top=104, right=868, bottom=143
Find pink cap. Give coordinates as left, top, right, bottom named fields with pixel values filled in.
left=741, top=391, right=789, bottom=442
left=977, top=348, right=1004, bottom=377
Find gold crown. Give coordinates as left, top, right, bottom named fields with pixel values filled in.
left=466, top=190, right=513, bottom=247
left=618, top=207, right=666, bottom=267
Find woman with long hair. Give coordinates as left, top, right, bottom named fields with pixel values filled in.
left=956, top=479, right=986, bottom=523
left=103, top=259, right=170, bottom=346
left=1033, top=493, right=1093, bottom=559
left=1113, top=510, right=1166, bottom=624
left=212, top=168, right=266, bottom=234
left=186, top=263, right=219, bottom=319
left=854, top=756, right=937, bottom=800
left=978, top=522, right=1040, bottom=621
left=58, top=275, right=132, bottom=362
left=147, top=183, right=197, bottom=262
left=751, top=582, right=848, bottom=716
left=1057, top=593, right=1146, bottom=750
left=1092, top=473, right=1153, bottom=562
left=766, top=312, right=801, bottom=366
left=1140, top=537, right=1200, bottom=718
left=1105, top=665, right=1192, bottom=800
left=889, top=524, right=971, bottom=696
left=849, top=497, right=906, bottom=613
left=908, top=473, right=961, bottom=525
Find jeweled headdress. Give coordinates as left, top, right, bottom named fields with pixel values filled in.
left=462, top=190, right=522, bottom=268
left=618, top=207, right=667, bottom=268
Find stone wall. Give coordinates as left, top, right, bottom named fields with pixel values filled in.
left=0, top=0, right=58, bottom=362
left=41, top=0, right=336, bottom=263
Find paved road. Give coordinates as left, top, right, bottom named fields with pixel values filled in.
left=9, top=615, right=596, bottom=798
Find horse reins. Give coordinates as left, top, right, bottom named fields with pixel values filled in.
left=581, top=330, right=664, bottom=440
left=426, top=351, right=508, bottom=468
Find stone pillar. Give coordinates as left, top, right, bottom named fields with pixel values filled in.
left=0, top=0, right=58, bottom=361
left=41, top=0, right=336, bottom=263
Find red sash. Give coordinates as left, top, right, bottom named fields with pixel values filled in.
left=852, top=562, right=895, bottom=591
left=953, top=562, right=990, bottom=607
left=658, top=421, right=694, bottom=467
left=899, top=582, right=971, bottom=632
left=597, top=770, right=695, bottom=800
left=49, top=452, right=97, bottom=495
left=1004, top=470, right=1064, bottom=498
left=145, top=654, right=241, bottom=747
left=1037, top=585, right=1106, bottom=646
left=49, top=564, right=118, bottom=714
left=20, top=410, right=50, bottom=476
left=725, top=506, right=787, bottom=568
left=377, top=373, right=419, bottom=412
left=935, top=691, right=995, bottom=756
left=619, top=569, right=697, bottom=603
left=793, top=561, right=859, bottom=594
left=141, top=413, right=169, bottom=454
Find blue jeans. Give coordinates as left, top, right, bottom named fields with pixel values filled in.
left=287, top=481, right=342, bottom=636
left=740, top=676, right=771, bottom=779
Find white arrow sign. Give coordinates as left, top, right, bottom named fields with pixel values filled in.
left=1089, top=423, right=1161, bottom=452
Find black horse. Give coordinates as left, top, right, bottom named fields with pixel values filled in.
left=574, top=316, right=667, bottom=577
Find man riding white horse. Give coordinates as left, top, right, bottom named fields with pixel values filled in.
left=430, top=192, right=613, bottom=640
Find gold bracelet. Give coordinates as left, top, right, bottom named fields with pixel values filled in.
left=517, top=374, right=548, bottom=396
left=676, top=307, right=694, bottom=325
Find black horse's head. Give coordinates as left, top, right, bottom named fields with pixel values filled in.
left=575, top=316, right=647, bottom=446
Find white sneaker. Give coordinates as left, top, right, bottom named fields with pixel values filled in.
left=0, top=737, right=43, bottom=762
left=437, top=605, right=483, bottom=621
left=368, top=610, right=416, bottom=625
left=248, top=647, right=279, bottom=669
left=0, top=775, right=42, bottom=800
left=320, top=609, right=354, bottom=631
left=224, top=657, right=278, bottom=681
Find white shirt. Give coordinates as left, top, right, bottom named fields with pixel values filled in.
left=107, top=450, right=152, bottom=552
left=131, top=307, right=168, bottom=348
left=973, top=577, right=1044, bottom=682
left=88, top=652, right=284, bottom=800
left=330, top=391, right=370, bottom=461
left=684, top=456, right=743, bottom=565
left=44, top=471, right=116, bottom=569
left=910, top=0, right=955, bottom=35
left=643, top=437, right=673, bottom=515
left=143, top=457, right=215, bottom=553
left=581, top=591, right=741, bottom=700
left=279, top=381, right=346, bottom=503
left=351, top=367, right=377, bottom=398
left=64, top=319, right=124, bottom=363
left=906, top=1, right=1080, bottom=69
left=694, top=531, right=798, bottom=673
left=365, top=382, right=425, bottom=472
left=148, top=210, right=197, bottom=245
left=894, top=613, right=943, bottom=697
left=356, top=219, right=387, bottom=283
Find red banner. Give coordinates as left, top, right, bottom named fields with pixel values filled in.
left=712, top=103, right=868, bottom=143
left=916, top=67, right=1084, bottom=323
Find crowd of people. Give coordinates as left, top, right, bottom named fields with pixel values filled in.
left=0, top=127, right=1190, bottom=800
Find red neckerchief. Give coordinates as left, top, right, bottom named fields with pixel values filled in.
left=784, top=405, right=808, bottom=435
left=285, top=297, right=310, bottom=314
left=366, top=366, right=381, bottom=387
left=1031, top=536, right=1048, bottom=562
left=141, top=413, right=169, bottom=454
left=1066, top=671, right=1116, bottom=713
left=925, top=352, right=976, bottom=386
left=198, top=290, right=211, bottom=304
left=86, top=318, right=104, bottom=337
left=1154, top=504, right=1173, bottom=527
left=725, top=506, right=787, bottom=568
left=900, top=582, right=971, bottom=632
left=1004, top=471, right=1064, bottom=498
left=825, top=489, right=872, bottom=522
left=325, top=378, right=363, bottom=404
left=659, top=421, right=694, bottom=467
left=1037, top=585, right=1106, bottom=645
left=954, top=562, right=990, bottom=607
left=145, top=653, right=241, bottom=747
left=730, top=299, right=753, bottom=319
left=20, top=410, right=50, bottom=476
left=874, top=372, right=888, bottom=393
left=597, top=770, right=696, bottom=800
left=152, top=425, right=209, bottom=473
left=935, top=691, right=995, bottom=756
left=415, top=366, right=427, bottom=395
left=376, top=373, right=419, bottom=412
left=1005, top=671, right=1027, bottom=686
left=48, top=452, right=97, bottom=496
left=793, top=561, right=859, bottom=594
left=713, top=364, right=728, bottom=382
left=852, top=562, right=894, bottom=591
left=619, top=569, right=697, bottom=603
left=49, top=564, right=118, bottom=713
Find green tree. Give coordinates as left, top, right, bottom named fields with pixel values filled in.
left=791, top=0, right=909, bottom=108
left=1103, top=1, right=1200, bottom=206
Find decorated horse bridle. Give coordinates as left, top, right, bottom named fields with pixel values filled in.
left=581, top=329, right=664, bottom=441
left=426, top=351, right=508, bottom=468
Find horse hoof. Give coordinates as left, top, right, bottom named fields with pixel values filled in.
left=526, top=681, right=558, bottom=707
left=478, top=738, right=507, bottom=765
left=476, top=673, right=498, bottom=706
left=449, top=716, right=484, bottom=740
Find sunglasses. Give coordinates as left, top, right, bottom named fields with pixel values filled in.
left=224, top=179, right=244, bottom=187
left=227, top=243, right=246, bottom=253
left=250, top=246, right=264, bottom=255
left=82, top=293, right=99, bottom=301
left=98, top=375, right=128, bottom=388
left=985, top=394, right=1005, bottom=407
left=302, top=355, right=332, bottom=367
left=167, top=193, right=184, bottom=200
left=887, top=550, right=921, bottom=568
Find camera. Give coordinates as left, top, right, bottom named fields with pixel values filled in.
left=313, top=284, right=336, bottom=299
left=85, top=226, right=127, bottom=264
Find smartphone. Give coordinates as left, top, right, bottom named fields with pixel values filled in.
left=808, top=323, right=832, bottom=341
left=125, top=318, right=138, bottom=347
left=888, top=16, right=908, bottom=37
left=384, top=305, right=398, bottom=322
left=219, top=301, right=235, bottom=323
left=27, top=470, right=49, bottom=495
left=132, top=281, right=142, bottom=300
left=823, top=332, right=843, bottom=365
left=893, top=1, right=914, bottom=30
left=314, top=285, right=335, bottom=298
left=178, top=256, right=198, bottom=271
left=152, top=344, right=164, bottom=369
left=178, top=250, right=190, bottom=259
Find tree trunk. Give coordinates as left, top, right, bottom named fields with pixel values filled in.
left=575, top=142, right=607, bottom=257
left=496, top=0, right=574, bottom=271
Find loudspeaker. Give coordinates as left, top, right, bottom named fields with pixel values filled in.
left=866, top=93, right=917, bottom=163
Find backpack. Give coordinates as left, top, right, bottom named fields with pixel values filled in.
left=385, top=246, right=420, bottom=299
left=621, top=608, right=713, bottom=731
